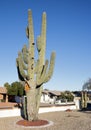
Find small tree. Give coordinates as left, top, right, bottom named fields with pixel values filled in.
left=16, top=10, right=56, bottom=121
left=5, top=81, right=25, bottom=96
left=59, top=91, right=74, bottom=102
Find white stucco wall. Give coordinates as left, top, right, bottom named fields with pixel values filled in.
left=0, top=104, right=76, bottom=118
left=39, top=105, right=76, bottom=113
left=0, top=108, right=21, bottom=118
left=41, top=94, right=50, bottom=103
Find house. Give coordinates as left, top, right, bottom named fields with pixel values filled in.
left=0, top=87, right=8, bottom=102
left=49, top=90, right=61, bottom=98
left=41, top=89, right=61, bottom=104
left=41, top=89, right=50, bottom=103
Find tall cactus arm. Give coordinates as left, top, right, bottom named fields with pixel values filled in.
left=41, top=60, right=49, bottom=80
left=17, top=52, right=30, bottom=80
left=27, top=10, right=35, bottom=80
left=36, top=63, right=44, bottom=84
left=36, top=60, right=48, bottom=85
left=18, top=52, right=28, bottom=70
left=39, top=12, right=46, bottom=64
left=35, top=12, right=46, bottom=83
left=41, top=12, right=46, bottom=57
left=16, top=58, right=25, bottom=81
left=36, top=35, right=43, bottom=80
left=28, top=10, right=34, bottom=46
left=44, top=52, right=56, bottom=83
left=22, top=45, right=28, bottom=64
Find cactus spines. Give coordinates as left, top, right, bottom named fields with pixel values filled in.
left=16, top=9, right=56, bottom=121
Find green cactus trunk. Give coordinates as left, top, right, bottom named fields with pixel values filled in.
left=16, top=9, right=56, bottom=121
left=26, top=89, right=36, bottom=120
left=84, top=91, right=87, bottom=108
left=81, top=91, right=87, bottom=109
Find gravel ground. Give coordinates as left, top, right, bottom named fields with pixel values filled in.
left=0, top=110, right=91, bottom=130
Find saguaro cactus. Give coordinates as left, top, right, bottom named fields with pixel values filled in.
left=81, top=91, right=87, bottom=109
left=16, top=9, right=56, bottom=121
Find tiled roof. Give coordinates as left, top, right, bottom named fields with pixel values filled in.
left=42, top=89, right=61, bottom=96
left=0, top=87, right=7, bottom=94
left=42, top=90, right=49, bottom=94
left=49, top=90, right=61, bottom=96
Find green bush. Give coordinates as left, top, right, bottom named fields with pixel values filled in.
left=4, top=81, right=25, bottom=96
left=59, top=91, right=74, bottom=102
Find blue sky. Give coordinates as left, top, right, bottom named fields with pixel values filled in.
left=0, top=0, right=91, bottom=91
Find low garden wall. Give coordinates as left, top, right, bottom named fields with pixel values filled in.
left=0, top=103, right=77, bottom=118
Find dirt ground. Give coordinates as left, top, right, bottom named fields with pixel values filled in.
left=0, top=110, right=91, bottom=130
